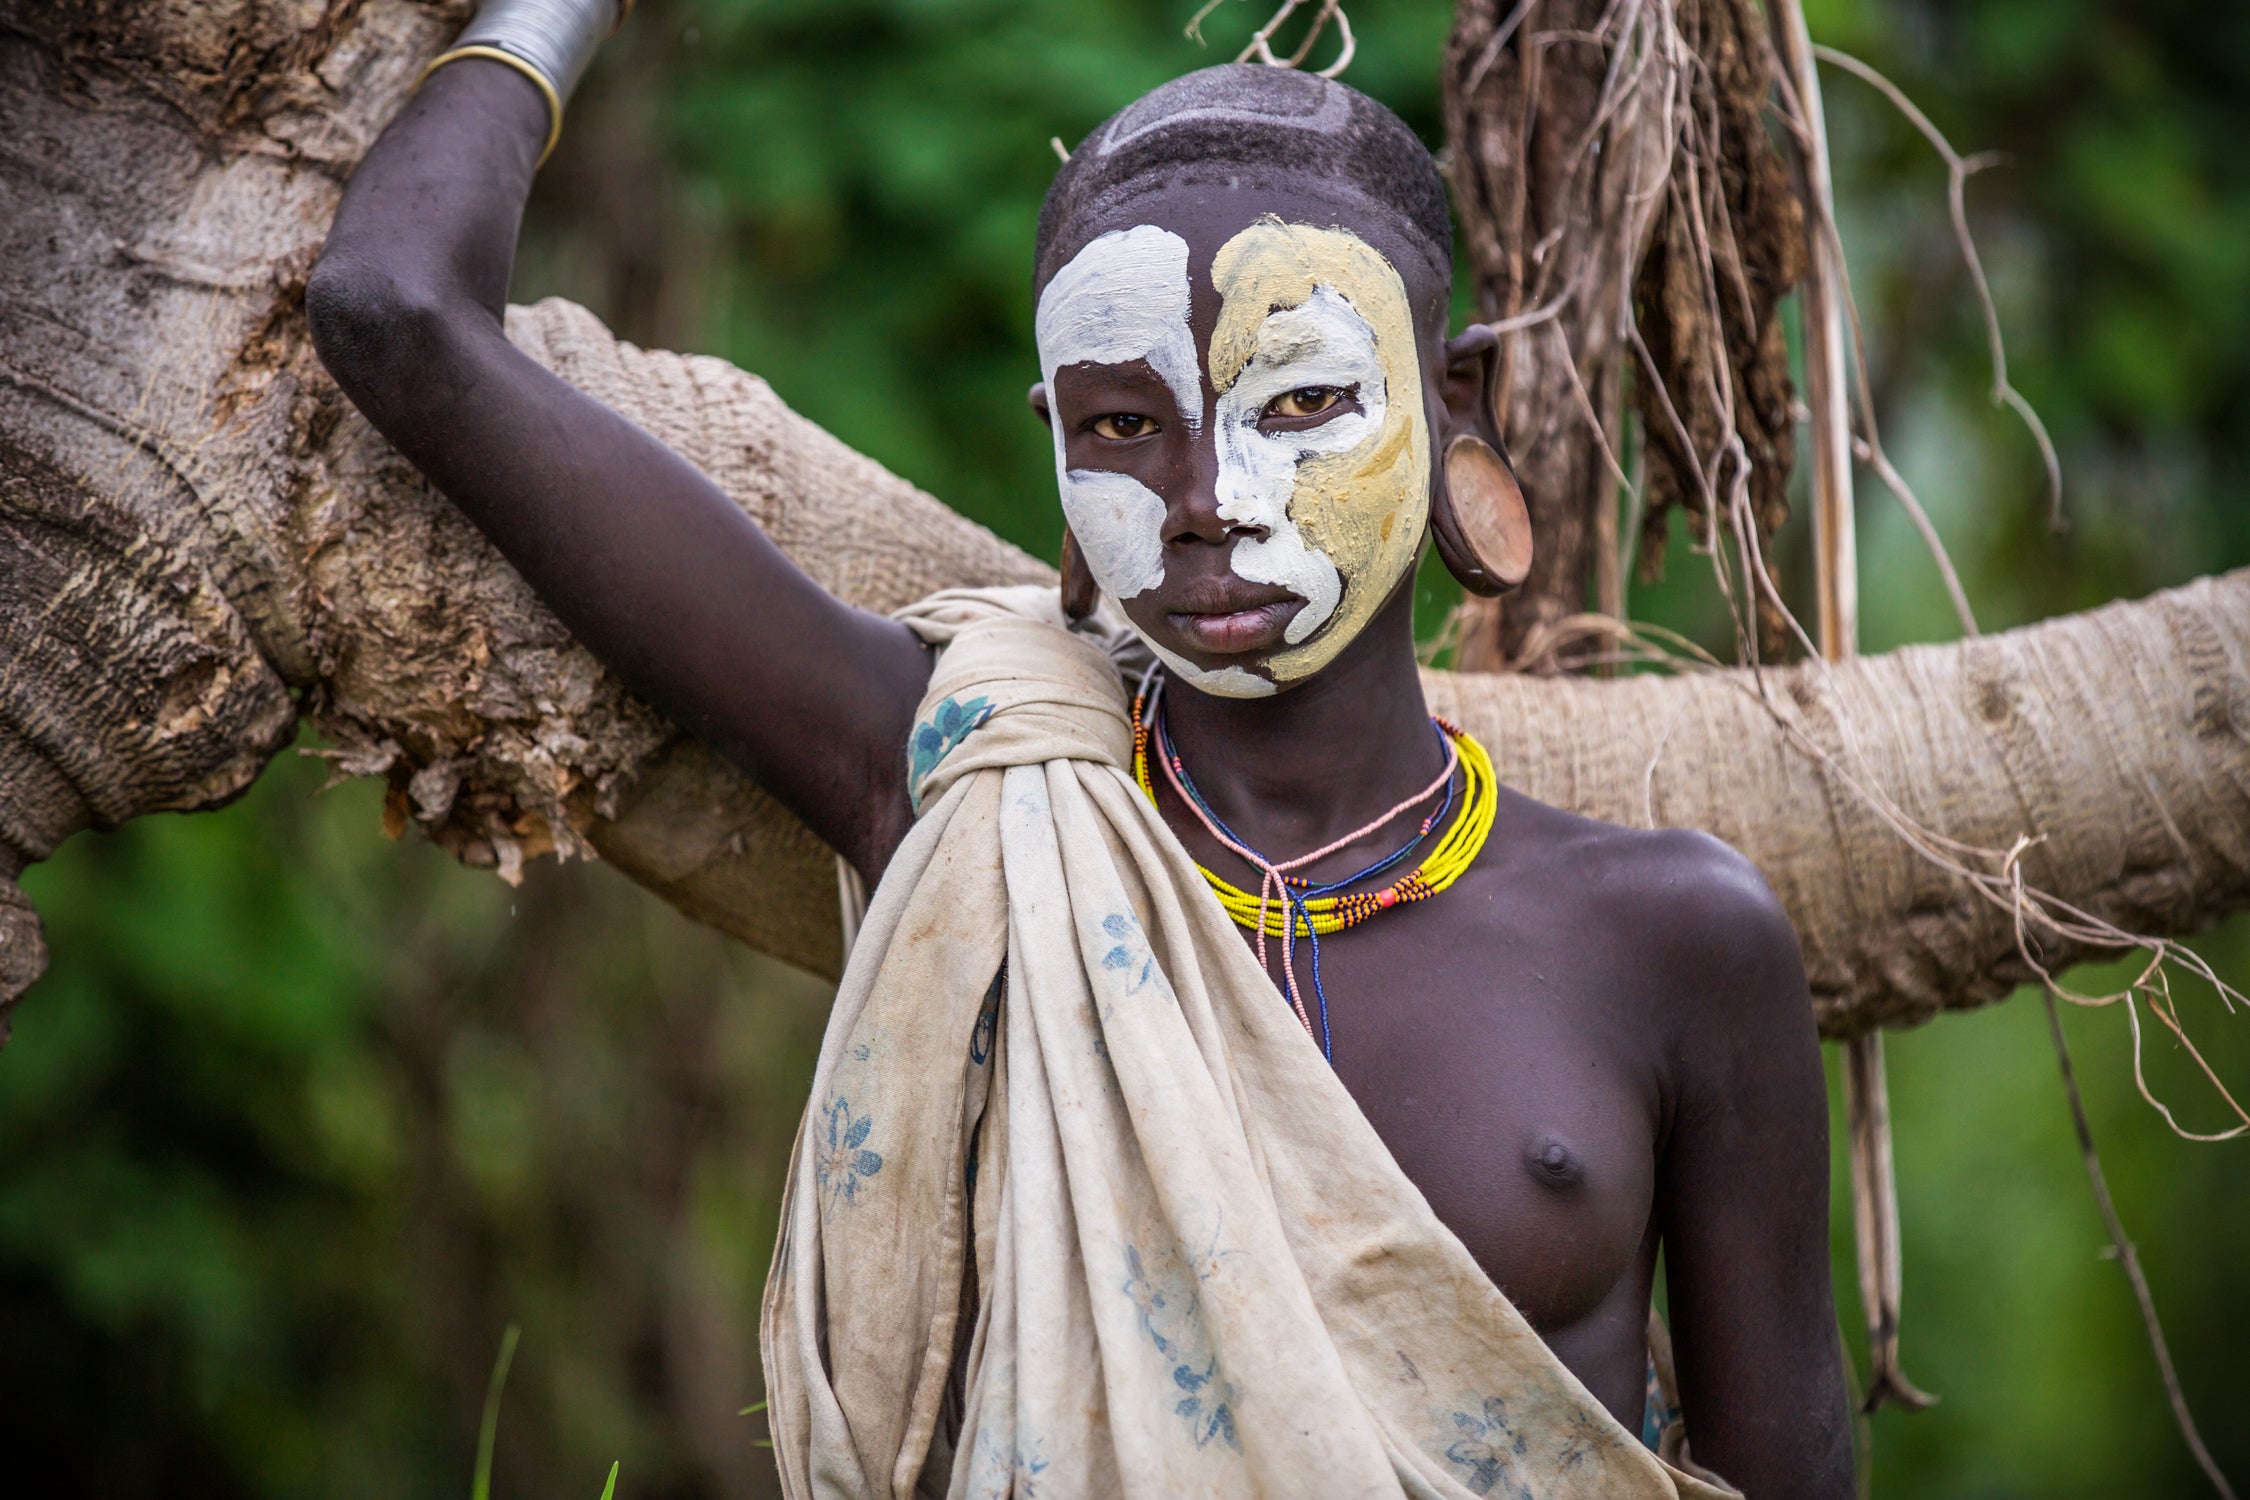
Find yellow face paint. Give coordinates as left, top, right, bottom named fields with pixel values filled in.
left=1208, top=219, right=1430, bottom=684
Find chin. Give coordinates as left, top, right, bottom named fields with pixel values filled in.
left=1140, top=637, right=1281, bottom=699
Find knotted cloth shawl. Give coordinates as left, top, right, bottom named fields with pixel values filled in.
left=762, top=587, right=1732, bottom=1500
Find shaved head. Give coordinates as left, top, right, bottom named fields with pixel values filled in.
left=1034, top=64, right=1453, bottom=302
left=1028, top=66, right=1469, bottom=698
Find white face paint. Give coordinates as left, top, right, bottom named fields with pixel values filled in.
left=1207, top=221, right=1431, bottom=687
left=1032, top=219, right=1428, bottom=700
left=1140, top=643, right=1276, bottom=698
left=1050, top=468, right=1166, bottom=600
left=1035, top=226, right=1199, bottom=605
left=1035, top=224, right=1202, bottom=427
left=1213, top=284, right=1383, bottom=646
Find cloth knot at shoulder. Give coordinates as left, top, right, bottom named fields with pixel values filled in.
left=897, top=587, right=1134, bottom=813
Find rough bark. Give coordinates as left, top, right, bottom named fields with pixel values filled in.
left=1625, top=0, right=1804, bottom=651
left=1440, top=0, right=1661, bottom=666
left=1441, top=0, right=1804, bottom=664
left=1426, top=578, right=2250, bottom=1032
left=1, top=1, right=2245, bottom=1046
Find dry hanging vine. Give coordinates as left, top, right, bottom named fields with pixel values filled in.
left=1433, top=1, right=2242, bottom=1488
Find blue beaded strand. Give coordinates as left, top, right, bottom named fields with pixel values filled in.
left=1154, top=693, right=1457, bottom=1064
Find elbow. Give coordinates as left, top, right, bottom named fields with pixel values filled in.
left=305, top=249, right=457, bottom=408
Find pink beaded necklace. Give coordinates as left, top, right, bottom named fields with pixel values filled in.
left=1135, top=669, right=1457, bottom=1041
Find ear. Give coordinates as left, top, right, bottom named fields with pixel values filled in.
left=1429, top=326, right=1533, bottom=595
left=1032, top=381, right=1097, bottom=619
left=1058, top=525, right=1100, bottom=621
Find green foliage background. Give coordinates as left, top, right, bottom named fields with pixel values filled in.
left=4, top=1, right=2248, bottom=1495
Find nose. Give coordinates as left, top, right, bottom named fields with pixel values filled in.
left=1163, top=428, right=1260, bottom=547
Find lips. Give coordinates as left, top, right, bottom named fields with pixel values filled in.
left=1173, top=600, right=1304, bottom=654
left=1161, top=577, right=1305, bottom=655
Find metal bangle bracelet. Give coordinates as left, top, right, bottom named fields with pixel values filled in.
left=417, top=0, right=625, bottom=166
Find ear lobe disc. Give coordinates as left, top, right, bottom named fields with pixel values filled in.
left=1435, top=433, right=1534, bottom=595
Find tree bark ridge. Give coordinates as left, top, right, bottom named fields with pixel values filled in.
left=1428, top=575, right=2250, bottom=1032
left=1, top=1, right=2245, bottom=1049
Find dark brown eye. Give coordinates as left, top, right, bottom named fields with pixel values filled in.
left=1092, top=412, right=1156, bottom=439
left=1268, top=386, right=1344, bottom=420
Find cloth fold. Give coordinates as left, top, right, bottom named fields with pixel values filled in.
left=762, top=585, right=1732, bottom=1500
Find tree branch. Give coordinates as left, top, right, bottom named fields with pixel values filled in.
left=2, top=1, right=2245, bottom=1049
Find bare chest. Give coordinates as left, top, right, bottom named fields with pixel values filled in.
left=1231, top=888, right=1666, bottom=1340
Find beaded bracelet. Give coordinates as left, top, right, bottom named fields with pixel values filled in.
left=417, top=0, right=632, bottom=166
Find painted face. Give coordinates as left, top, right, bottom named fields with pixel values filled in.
left=1035, top=218, right=1432, bottom=698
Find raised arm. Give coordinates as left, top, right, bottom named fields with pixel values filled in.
left=1655, top=838, right=1856, bottom=1497
left=306, top=8, right=931, bottom=880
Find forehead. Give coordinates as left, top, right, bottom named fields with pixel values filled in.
left=1037, top=175, right=1449, bottom=336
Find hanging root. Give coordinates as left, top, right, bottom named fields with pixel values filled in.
left=1626, top=0, right=1804, bottom=660
left=2040, top=990, right=2242, bottom=1500
left=1441, top=0, right=1693, bottom=668
left=1780, top=35, right=2232, bottom=1484
left=1809, top=44, right=2065, bottom=531
left=1555, top=3, right=2237, bottom=1469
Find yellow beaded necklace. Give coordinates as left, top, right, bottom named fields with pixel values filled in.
left=1131, top=691, right=1499, bottom=940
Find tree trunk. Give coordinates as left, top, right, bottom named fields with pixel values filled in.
left=1441, top=0, right=1804, bottom=664
left=2, top=1, right=2245, bottom=1046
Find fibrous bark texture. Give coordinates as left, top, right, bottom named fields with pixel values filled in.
left=1625, top=0, right=1804, bottom=651
left=1, top=1, right=2246, bottom=1046
left=1427, top=581, right=2250, bottom=1032
left=1442, top=0, right=1666, bottom=666
left=1442, top=0, right=1804, bottom=664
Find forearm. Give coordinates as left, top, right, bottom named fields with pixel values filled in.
left=309, top=58, right=543, bottom=425
left=315, top=0, right=611, bottom=333
left=305, top=22, right=930, bottom=875
left=306, top=57, right=675, bottom=689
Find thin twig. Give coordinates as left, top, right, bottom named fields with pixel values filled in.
left=1763, top=62, right=1982, bottom=636
left=1465, top=0, right=1539, bottom=99
left=1550, top=318, right=1635, bottom=496
left=1184, top=0, right=1231, bottom=46
left=1812, top=43, right=2064, bottom=529
left=2041, top=991, right=2241, bottom=1500
left=1282, top=0, right=1340, bottom=65
left=1212, top=0, right=1355, bottom=78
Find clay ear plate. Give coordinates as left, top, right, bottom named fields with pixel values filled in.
left=1059, top=527, right=1101, bottom=621
left=1444, top=434, right=1534, bottom=589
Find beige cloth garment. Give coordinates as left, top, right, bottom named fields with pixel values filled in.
left=761, top=586, right=1734, bottom=1500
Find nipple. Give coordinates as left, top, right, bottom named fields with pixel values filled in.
left=1524, top=1135, right=1586, bottom=1190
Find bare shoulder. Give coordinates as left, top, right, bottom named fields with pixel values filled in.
left=1493, top=793, right=1809, bottom=1028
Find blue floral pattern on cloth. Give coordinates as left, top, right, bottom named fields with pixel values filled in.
left=967, top=1432, right=1049, bottom=1500
left=1558, top=1406, right=1619, bottom=1472
left=1098, top=912, right=1158, bottom=996
left=814, top=1095, right=883, bottom=1215
left=1121, top=1242, right=1241, bottom=1453
left=970, top=966, right=1003, bottom=1067
left=1443, top=1396, right=1534, bottom=1499
left=907, top=694, right=994, bottom=810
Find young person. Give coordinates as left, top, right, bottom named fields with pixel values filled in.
left=309, top=4, right=1852, bottom=1494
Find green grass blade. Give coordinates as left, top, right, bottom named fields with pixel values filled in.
left=597, top=1460, right=619, bottom=1500
left=471, top=1323, right=521, bottom=1500
left=739, top=1401, right=768, bottom=1417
